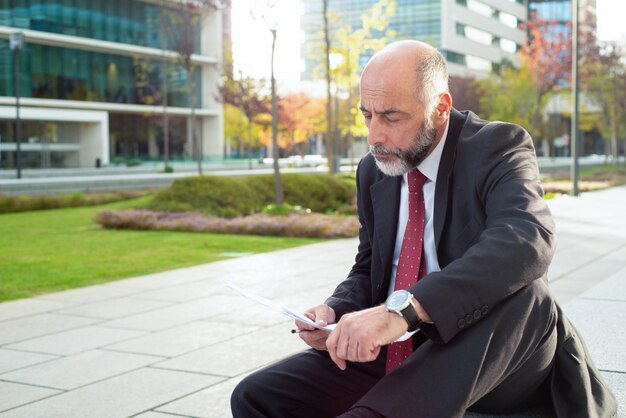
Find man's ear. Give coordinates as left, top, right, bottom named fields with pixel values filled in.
left=432, top=92, right=452, bottom=128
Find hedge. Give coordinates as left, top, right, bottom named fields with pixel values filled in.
left=0, top=191, right=146, bottom=215
left=146, top=174, right=355, bottom=218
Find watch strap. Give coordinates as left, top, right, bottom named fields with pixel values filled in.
left=400, top=303, right=421, bottom=332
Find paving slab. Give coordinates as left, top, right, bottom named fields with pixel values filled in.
left=134, top=412, right=184, bottom=418
left=0, top=349, right=58, bottom=374
left=0, top=349, right=163, bottom=390
left=100, top=294, right=242, bottom=332
left=581, top=265, right=626, bottom=302
left=0, top=381, right=61, bottom=413
left=0, top=314, right=98, bottom=346
left=0, top=299, right=74, bottom=323
left=3, top=325, right=146, bottom=356
left=133, top=282, right=222, bottom=303
left=105, top=320, right=255, bottom=358
left=563, top=302, right=626, bottom=374
left=0, top=368, right=223, bottom=418
left=104, top=265, right=228, bottom=290
left=156, top=374, right=248, bottom=418
left=154, top=323, right=305, bottom=378
left=600, top=372, right=626, bottom=417
left=35, top=284, right=142, bottom=304
left=54, top=297, right=172, bottom=320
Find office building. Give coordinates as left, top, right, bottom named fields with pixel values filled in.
left=300, top=0, right=528, bottom=79
left=0, top=0, right=224, bottom=169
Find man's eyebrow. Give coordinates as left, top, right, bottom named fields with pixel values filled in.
left=359, top=105, right=409, bottom=116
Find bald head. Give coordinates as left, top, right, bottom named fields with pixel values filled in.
left=362, top=40, right=449, bottom=113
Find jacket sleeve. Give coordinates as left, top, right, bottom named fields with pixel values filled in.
left=414, top=122, right=556, bottom=344
left=325, top=159, right=375, bottom=319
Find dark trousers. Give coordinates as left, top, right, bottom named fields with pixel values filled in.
left=231, top=280, right=557, bottom=418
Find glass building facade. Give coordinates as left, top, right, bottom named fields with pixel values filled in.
left=0, top=40, right=201, bottom=107
left=0, top=0, right=223, bottom=170
left=0, top=0, right=200, bottom=53
left=301, top=0, right=441, bottom=80
left=301, top=0, right=528, bottom=79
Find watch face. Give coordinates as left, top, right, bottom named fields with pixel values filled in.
left=387, top=290, right=410, bottom=310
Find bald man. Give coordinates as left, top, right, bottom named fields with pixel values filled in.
left=231, top=41, right=614, bottom=418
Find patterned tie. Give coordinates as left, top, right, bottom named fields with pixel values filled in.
left=386, top=168, right=428, bottom=374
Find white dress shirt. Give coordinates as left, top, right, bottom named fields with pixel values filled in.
left=388, top=120, right=450, bottom=296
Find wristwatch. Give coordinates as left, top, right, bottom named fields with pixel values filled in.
left=385, top=290, right=422, bottom=332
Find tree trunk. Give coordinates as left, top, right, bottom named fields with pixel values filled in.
left=323, top=0, right=335, bottom=175
left=247, top=116, right=253, bottom=170
left=608, top=77, right=619, bottom=165
left=270, top=29, right=284, bottom=205
left=189, top=67, right=202, bottom=175
left=161, top=25, right=170, bottom=170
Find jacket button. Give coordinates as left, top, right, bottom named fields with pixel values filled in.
left=481, top=305, right=489, bottom=315
left=457, top=318, right=466, bottom=329
left=465, top=314, right=474, bottom=324
left=473, top=310, right=481, bottom=320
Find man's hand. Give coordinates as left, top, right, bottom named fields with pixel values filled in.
left=295, top=304, right=336, bottom=351
left=326, top=305, right=408, bottom=370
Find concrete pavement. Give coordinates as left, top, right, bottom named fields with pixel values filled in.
left=0, top=186, right=625, bottom=417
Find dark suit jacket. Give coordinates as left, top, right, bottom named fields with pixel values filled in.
left=325, top=109, right=616, bottom=417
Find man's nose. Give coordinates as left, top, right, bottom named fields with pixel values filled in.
left=367, top=118, right=386, bottom=146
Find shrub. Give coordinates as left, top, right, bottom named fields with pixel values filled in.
left=0, top=191, right=147, bottom=215
left=147, top=176, right=262, bottom=218
left=146, top=174, right=356, bottom=217
left=126, top=158, right=141, bottom=167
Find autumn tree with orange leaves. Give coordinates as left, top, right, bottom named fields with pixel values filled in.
left=276, top=93, right=326, bottom=155
left=519, top=18, right=572, bottom=139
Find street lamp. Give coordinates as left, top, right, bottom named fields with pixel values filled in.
left=10, top=32, right=24, bottom=180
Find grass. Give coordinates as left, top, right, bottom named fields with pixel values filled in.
left=0, top=196, right=321, bottom=302
left=542, top=164, right=626, bottom=195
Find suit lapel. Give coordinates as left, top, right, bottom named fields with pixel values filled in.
left=434, top=108, right=465, bottom=249
left=371, top=175, right=401, bottom=289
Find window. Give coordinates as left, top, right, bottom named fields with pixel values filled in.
left=499, top=11, right=518, bottom=28
left=499, top=38, right=517, bottom=53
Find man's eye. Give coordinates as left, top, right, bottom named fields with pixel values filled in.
left=363, top=114, right=371, bottom=120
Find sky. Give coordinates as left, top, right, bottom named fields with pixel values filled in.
left=231, top=0, right=303, bottom=81
left=231, top=0, right=626, bottom=82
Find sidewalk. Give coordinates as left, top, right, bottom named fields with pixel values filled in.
left=0, top=187, right=625, bottom=417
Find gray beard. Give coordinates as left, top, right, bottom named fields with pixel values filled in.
left=370, top=121, right=438, bottom=177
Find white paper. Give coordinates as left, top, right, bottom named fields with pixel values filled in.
left=227, top=283, right=414, bottom=342
left=227, top=283, right=334, bottom=331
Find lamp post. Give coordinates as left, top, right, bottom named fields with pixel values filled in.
left=10, top=32, right=24, bottom=179
left=570, top=0, right=579, bottom=196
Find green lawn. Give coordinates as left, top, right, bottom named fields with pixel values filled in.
left=0, top=196, right=321, bottom=302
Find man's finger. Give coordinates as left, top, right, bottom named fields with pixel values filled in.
left=326, top=328, right=347, bottom=370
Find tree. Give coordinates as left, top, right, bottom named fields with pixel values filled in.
left=160, top=1, right=229, bottom=175
left=519, top=19, right=572, bottom=140
left=449, top=75, right=481, bottom=115
left=250, top=0, right=284, bottom=205
left=220, top=73, right=269, bottom=168
left=584, top=42, right=626, bottom=164
left=476, top=63, right=539, bottom=135
left=276, top=93, right=326, bottom=154
left=224, top=103, right=265, bottom=159
left=319, top=0, right=397, bottom=171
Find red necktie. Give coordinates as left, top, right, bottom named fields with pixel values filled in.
left=386, top=168, right=428, bottom=374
